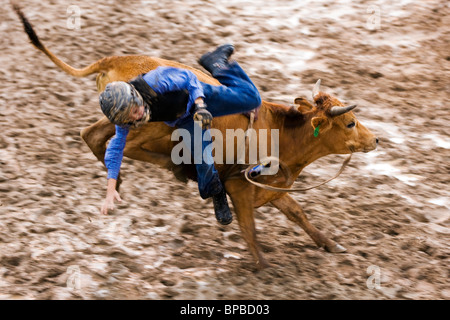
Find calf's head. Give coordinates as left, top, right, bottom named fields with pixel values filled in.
left=306, top=80, right=378, bottom=154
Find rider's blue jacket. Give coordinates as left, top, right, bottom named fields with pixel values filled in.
left=104, top=66, right=205, bottom=180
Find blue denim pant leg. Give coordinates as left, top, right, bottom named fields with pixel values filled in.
left=177, top=119, right=222, bottom=199
left=175, top=62, right=261, bottom=199
left=201, top=62, right=261, bottom=117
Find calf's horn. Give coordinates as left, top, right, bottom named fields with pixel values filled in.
left=329, top=104, right=357, bottom=116
left=312, top=79, right=321, bottom=100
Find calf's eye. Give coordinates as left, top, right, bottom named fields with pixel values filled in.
left=347, top=122, right=356, bottom=128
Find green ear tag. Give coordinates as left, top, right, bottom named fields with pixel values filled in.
left=314, top=124, right=320, bottom=137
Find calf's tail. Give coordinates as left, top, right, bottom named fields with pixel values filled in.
left=12, top=3, right=104, bottom=78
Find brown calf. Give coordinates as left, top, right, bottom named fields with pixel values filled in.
left=14, top=6, right=378, bottom=268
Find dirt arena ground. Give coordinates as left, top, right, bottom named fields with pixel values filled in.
left=0, top=0, right=448, bottom=300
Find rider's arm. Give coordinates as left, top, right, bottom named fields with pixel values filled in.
left=101, top=125, right=129, bottom=215
left=143, top=67, right=205, bottom=110
left=104, top=125, right=129, bottom=180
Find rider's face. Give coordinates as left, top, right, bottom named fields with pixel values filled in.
left=127, top=105, right=145, bottom=122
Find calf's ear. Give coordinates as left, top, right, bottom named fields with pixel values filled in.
left=294, top=97, right=315, bottom=112
left=311, top=116, right=331, bottom=135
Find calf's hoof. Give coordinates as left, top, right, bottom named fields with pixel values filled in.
left=325, top=243, right=347, bottom=253
left=256, top=259, right=271, bottom=270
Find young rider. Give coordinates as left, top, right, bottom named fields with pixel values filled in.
left=98, top=44, right=261, bottom=225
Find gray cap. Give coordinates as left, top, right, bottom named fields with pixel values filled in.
left=99, top=81, right=143, bottom=125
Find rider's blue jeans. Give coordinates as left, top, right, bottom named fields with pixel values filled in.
left=177, top=62, right=261, bottom=199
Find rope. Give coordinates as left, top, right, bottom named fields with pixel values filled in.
left=243, top=154, right=352, bottom=192
left=240, top=109, right=352, bottom=192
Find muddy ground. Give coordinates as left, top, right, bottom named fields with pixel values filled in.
left=0, top=0, right=448, bottom=300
